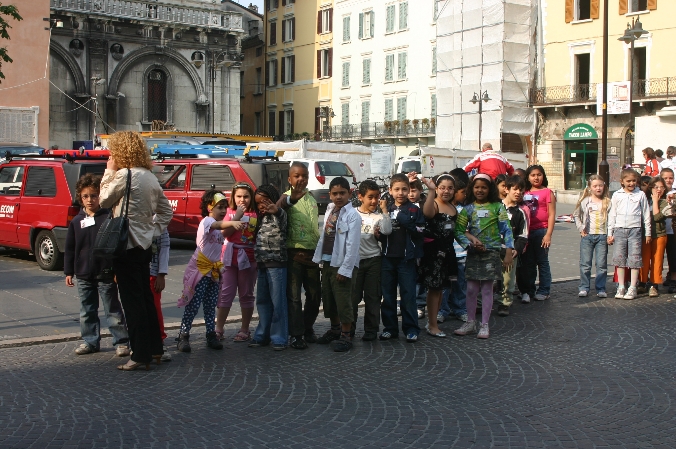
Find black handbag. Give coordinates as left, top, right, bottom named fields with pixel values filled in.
left=93, top=169, right=131, bottom=259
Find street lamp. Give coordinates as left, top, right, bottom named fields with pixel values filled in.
left=318, top=106, right=335, bottom=140
left=470, top=90, right=491, bottom=152
left=618, top=17, right=649, bottom=165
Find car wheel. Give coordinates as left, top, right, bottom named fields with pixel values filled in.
left=35, top=230, right=64, bottom=271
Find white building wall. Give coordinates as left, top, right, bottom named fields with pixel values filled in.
left=332, top=0, right=438, bottom=159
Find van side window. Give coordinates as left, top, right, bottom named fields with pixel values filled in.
left=24, top=167, right=56, bottom=197
left=190, top=165, right=235, bottom=191
left=152, top=164, right=186, bottom=190
left=0, top=166, right=24, bottom=195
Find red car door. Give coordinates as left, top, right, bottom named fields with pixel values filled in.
left=0, top=164, right=25, bottom=244
left=151, top=163, right=188, bottom=234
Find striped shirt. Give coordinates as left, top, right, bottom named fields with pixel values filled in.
left=149, top=229, right=170, bottom=276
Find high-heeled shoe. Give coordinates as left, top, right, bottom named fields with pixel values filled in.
left=117, top=361, right=151, bottom=371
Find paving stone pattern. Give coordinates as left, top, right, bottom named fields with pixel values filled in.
left=1, top=280, right=675, bottom=448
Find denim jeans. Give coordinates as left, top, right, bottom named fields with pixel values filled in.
left=416, top=284, right=427, bottom=310
left=579, top=234, right=608, bottom=293
left=523, top=228, right=552, bottom=296
left=76, top=278, right=129, bottom=349
left=440, top=261, right=467, bottom=317
left=381, top=257, right=420, bottom=336
left=254, top=266, right=289, bottom=346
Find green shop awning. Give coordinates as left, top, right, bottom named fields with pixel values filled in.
left=564, top=123, right=598, bottom=140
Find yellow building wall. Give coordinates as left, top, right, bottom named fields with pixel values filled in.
left=543, top=1, right=676, bottom=87
left=266, top=0, right=333, bottom=137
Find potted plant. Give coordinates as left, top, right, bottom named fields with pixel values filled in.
left=393, top=120, right=400, bottom=130
left=412, top=119, right=420, bottom=130
left=422, top=118, right=430, bottom=129
left=384, top=120, right=392, bottom=130
left=430, top=118, right=436, bottom=127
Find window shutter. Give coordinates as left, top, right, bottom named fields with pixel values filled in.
left=282, top=0, right=286, bottom=6
left=431, top=93, right=437, bottom=117
left=397, top=97, right=407, bottom=120
left=273, top=59, right=278, bottom=85
left=282, top=19, right=286, bottom=42
left=358, top=13, right=363, bottom=39
left=290, top=110, right=295, bottom=133
left=386, top=5, right=394, bottom=33
left=342, top=62, right=349, bottom=87
left=292, top=18, right=296, bottom=40
left=385, top=99, right=393, bottom=121
left=399, top=2, right=408, bottom=29
left=315, top=107, right=321, bottom=136
left=369, top=11, right=375, bottom=37
left=590, top=0, right=599, bottom=19
left=281, top=57, right=286, bottom=83
left=269, top=111, right=275, bottom=135
left=647, top=0, right=657, bottom=10
left=565, top=0, right=573, bottom=22
left=266, top=62, right=270, bottom=86
left=361, top=101, right=370, bottom=124
left=270, top=22, right=277, bottom=45
left=432, top=47, right=437, bottom=74
left=342, top=103, right=349, bottom=125
left=317, top=10, right=322, bottom=34
left=386, top=54, right=393, bottom=81
left=326, top=48, right=333, bottom=76
left=329, top=8, right=333, bottom=32
left=343, top=16, right=350, bottom=42
left=266, top=0, right=270, bottom=11
left=279, top=111, right=284, bottom=136
left=291, top=55, right=295, bottom=82
left=317, top=50, right=322, bottom=78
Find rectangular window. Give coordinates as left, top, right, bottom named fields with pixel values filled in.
left=255, top=67, right=262, bottom=94
left=267, top=60, right=277, bottom=86
left=254, top=112, right=261, bottom=135
left=399, top=2, right=408, bottom=30
left=432, top=47, right=437, bottom=75
left=282, top=55, right=295, bottom=83
left=384, top=98, right=393, bottom=121
left=397, top=52, right=407, bottom=80
left=362, top=58, right=371, bottom=85
left=431, top=93, right=437, bottom=118
left=634, top=47, right=647, bottom=80
left=0, top=166, right=24, bottom=195
left=629, top=0, right=648, bottom=12
left=385, top=54, right=394, bottom=81
left=434, top=0, right=439, bottom=20
left=359, top=11, right=375, bottom=39
left=24, top=167, right=56, bottom=197
left=575, top=53, right=590, bottom=85
left=152, top=164, right=186, bottom=190
left=191, top=165, right=235, bottom=192
left=270, top=21, right=277, bottom=45
left=361, top=101, right=370, bottom=124
left=256, top=47, right=263, bottom=57
left=342, top=103, right=349, bottom=125
left=577, top=0, right=591, bottom=20
left=285, top=110, right=294, bottom=135
left=343, top=16, right=350, bottom=42
left=282, top=18, right=295, bottom=42
left=342, top=61, right=350, bottom=87
left=397, top=97, right=407, bottom=121
left=386, top=5, right=395, bottom=33
left=268, top=111, right=276, bottom=135
left=318, top=8, right=332, bottom=34
left=318, top=48, right=332, bottom=78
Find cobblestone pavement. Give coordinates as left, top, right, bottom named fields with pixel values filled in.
left=1, top=280, right=675, bottom=448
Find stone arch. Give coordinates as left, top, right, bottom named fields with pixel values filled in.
left=107, top=45, right=205, bottom=102
left=49, top=40, right=86, bottom=95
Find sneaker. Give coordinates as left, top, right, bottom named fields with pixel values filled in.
left=161, top=346, right=172, bottom=362
left=115, top=345, right=130, bottom=357
left=304, top=331, right=318, bottom=344
left=361, top=331, right=377, bottom=341
left=417, top=309, right=425, bottom=319
left=406, top=332, right=418, bottom=343
left=597, top=291, right=607, bottom=298
left=317, top=330, right=341, bottom=344
left=454, top=320, right=477, bottom=336
left=289, top=336, right=308, bottom=349
left=379, top=331, right=397, bottom=341
left=206, top=331, right=223, bottom=350
left=615, top=287, right=626, bottom=299
left=436, top=313, right=446, bottom=323
left=248, top=339, right=270, bottom=348
left=497, top=305, right=510, bottom=317
left=272, top=343, right=287, bottom=351
left=623, top=286, right=637, bottom=300
left=477, top=323, right=490, bottom=339
left=535, top=294, right=549, bottom=301
left=331, top=335, right=353, bottom=352
left=578, top=290, right=588, bottom=297
left=521, top=293, right=531, bottom=304
left=456, top=313, right=468, bottom=322
left=176, top=333, right=191, bottom=353
left=74, top=343, right=97, bottom=355
left=649, top=286, right=659, bottom=297
left=637, top=284, right=648, bottom=295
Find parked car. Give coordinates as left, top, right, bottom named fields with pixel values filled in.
left=285, top=159, right=356, bottom=212
left=0, top=155, right=107, bottom=270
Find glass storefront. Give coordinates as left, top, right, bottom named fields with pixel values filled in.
left=563, top=123, right=599, bottom=190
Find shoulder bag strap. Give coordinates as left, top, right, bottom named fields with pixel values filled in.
left=122, top=168, right=131, bottom=218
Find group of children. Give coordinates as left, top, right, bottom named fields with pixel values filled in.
left=575, top=160, right=676, bottom=301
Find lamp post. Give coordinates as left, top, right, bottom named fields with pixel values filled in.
left=318, top=106, right=335, bottom=140
left=470, top=90, right=491, bottom=152
left=618, top=17, right=648, bottom=166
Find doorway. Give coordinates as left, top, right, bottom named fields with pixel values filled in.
left=565, top=140, right=598, bottom=190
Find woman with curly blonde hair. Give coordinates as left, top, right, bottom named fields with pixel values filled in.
left=100, top=131, right=174, bottom=371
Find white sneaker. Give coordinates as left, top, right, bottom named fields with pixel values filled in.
left=436, top=313, right=446, bottom=323
left=417, top=309, right=425, bottom=319
left=457, top=313, right=468, bottom=322
left=521, top=293, right=531, bottom=304
left=477, top=323, right=489, bottom=339
left=597, top=291, right=607, bottom=298
left=615, top=287, right=627, bottom=299
left=454, top=320, right=477, bottom=336
left=535, top=294, right=549, bottom=301
left=578, top=291, right=588, bottom=297
left=623, top=286, right=637, bottom=300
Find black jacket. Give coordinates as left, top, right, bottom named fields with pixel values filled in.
left=64, top=208, right=114, bottom=280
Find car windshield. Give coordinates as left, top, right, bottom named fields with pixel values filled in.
left=400, top=161, right=421, bottom=173
left=316, top=161, right=353, bottom=176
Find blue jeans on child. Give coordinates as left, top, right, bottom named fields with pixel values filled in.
left=523, top=228, right=552, bottom=297
left=416, top=284, right=427, bottom=311
left=381, top=257, right=420, bottom=336
left=253, top=266, right=288, bottom=346
left=77, top=278, right=129, bottom=350
left=440, top=261, right=467, bottom=318
left=579, top=234, right=608, bottom=293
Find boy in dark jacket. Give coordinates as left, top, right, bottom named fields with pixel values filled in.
left=378, top=173, right=425, bottom=342
left=497, top=175, right=529, bottom=316
left=64, top=174, right=129, bottom=356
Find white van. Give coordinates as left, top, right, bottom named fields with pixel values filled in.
left=286, top=159, right=356, bottom=212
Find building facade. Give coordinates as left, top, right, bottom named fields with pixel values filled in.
left=264, top=0, right=333, bottom=140
left=324, top=0, right=438, bottom=159
left=436, top=0, right=536, bottom=155
left=534, top=0, right=674, bottom=191
left=239, top=5, right=265, bottom=136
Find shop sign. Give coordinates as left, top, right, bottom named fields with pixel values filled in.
left=564, top=123, right=598, bottom=140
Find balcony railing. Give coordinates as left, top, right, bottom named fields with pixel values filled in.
left=50, top=0, right=244, bottom=32
left=323, top=121, right=436, bottom=141
left=531, top=77, right=676, bottom=106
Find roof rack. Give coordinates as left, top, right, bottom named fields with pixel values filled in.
left=3, top=152, right=108, bottom=163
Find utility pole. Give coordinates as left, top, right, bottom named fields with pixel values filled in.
left=599, top=0, right=609, bottom=185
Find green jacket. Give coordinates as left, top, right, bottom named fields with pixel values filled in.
left=649, top=198, right=672, bottom=238
left=285, top=190, right=320, bottom=250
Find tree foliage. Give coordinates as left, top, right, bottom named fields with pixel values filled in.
left=0, top=3, right=23, bottom=83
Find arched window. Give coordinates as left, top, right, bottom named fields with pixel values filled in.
left=147, top=69, right=167, bottom=122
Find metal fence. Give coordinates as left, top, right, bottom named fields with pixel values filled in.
left=323, top=121, right=436, bottom=140
left=531, top=77, right=676, bottom=106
